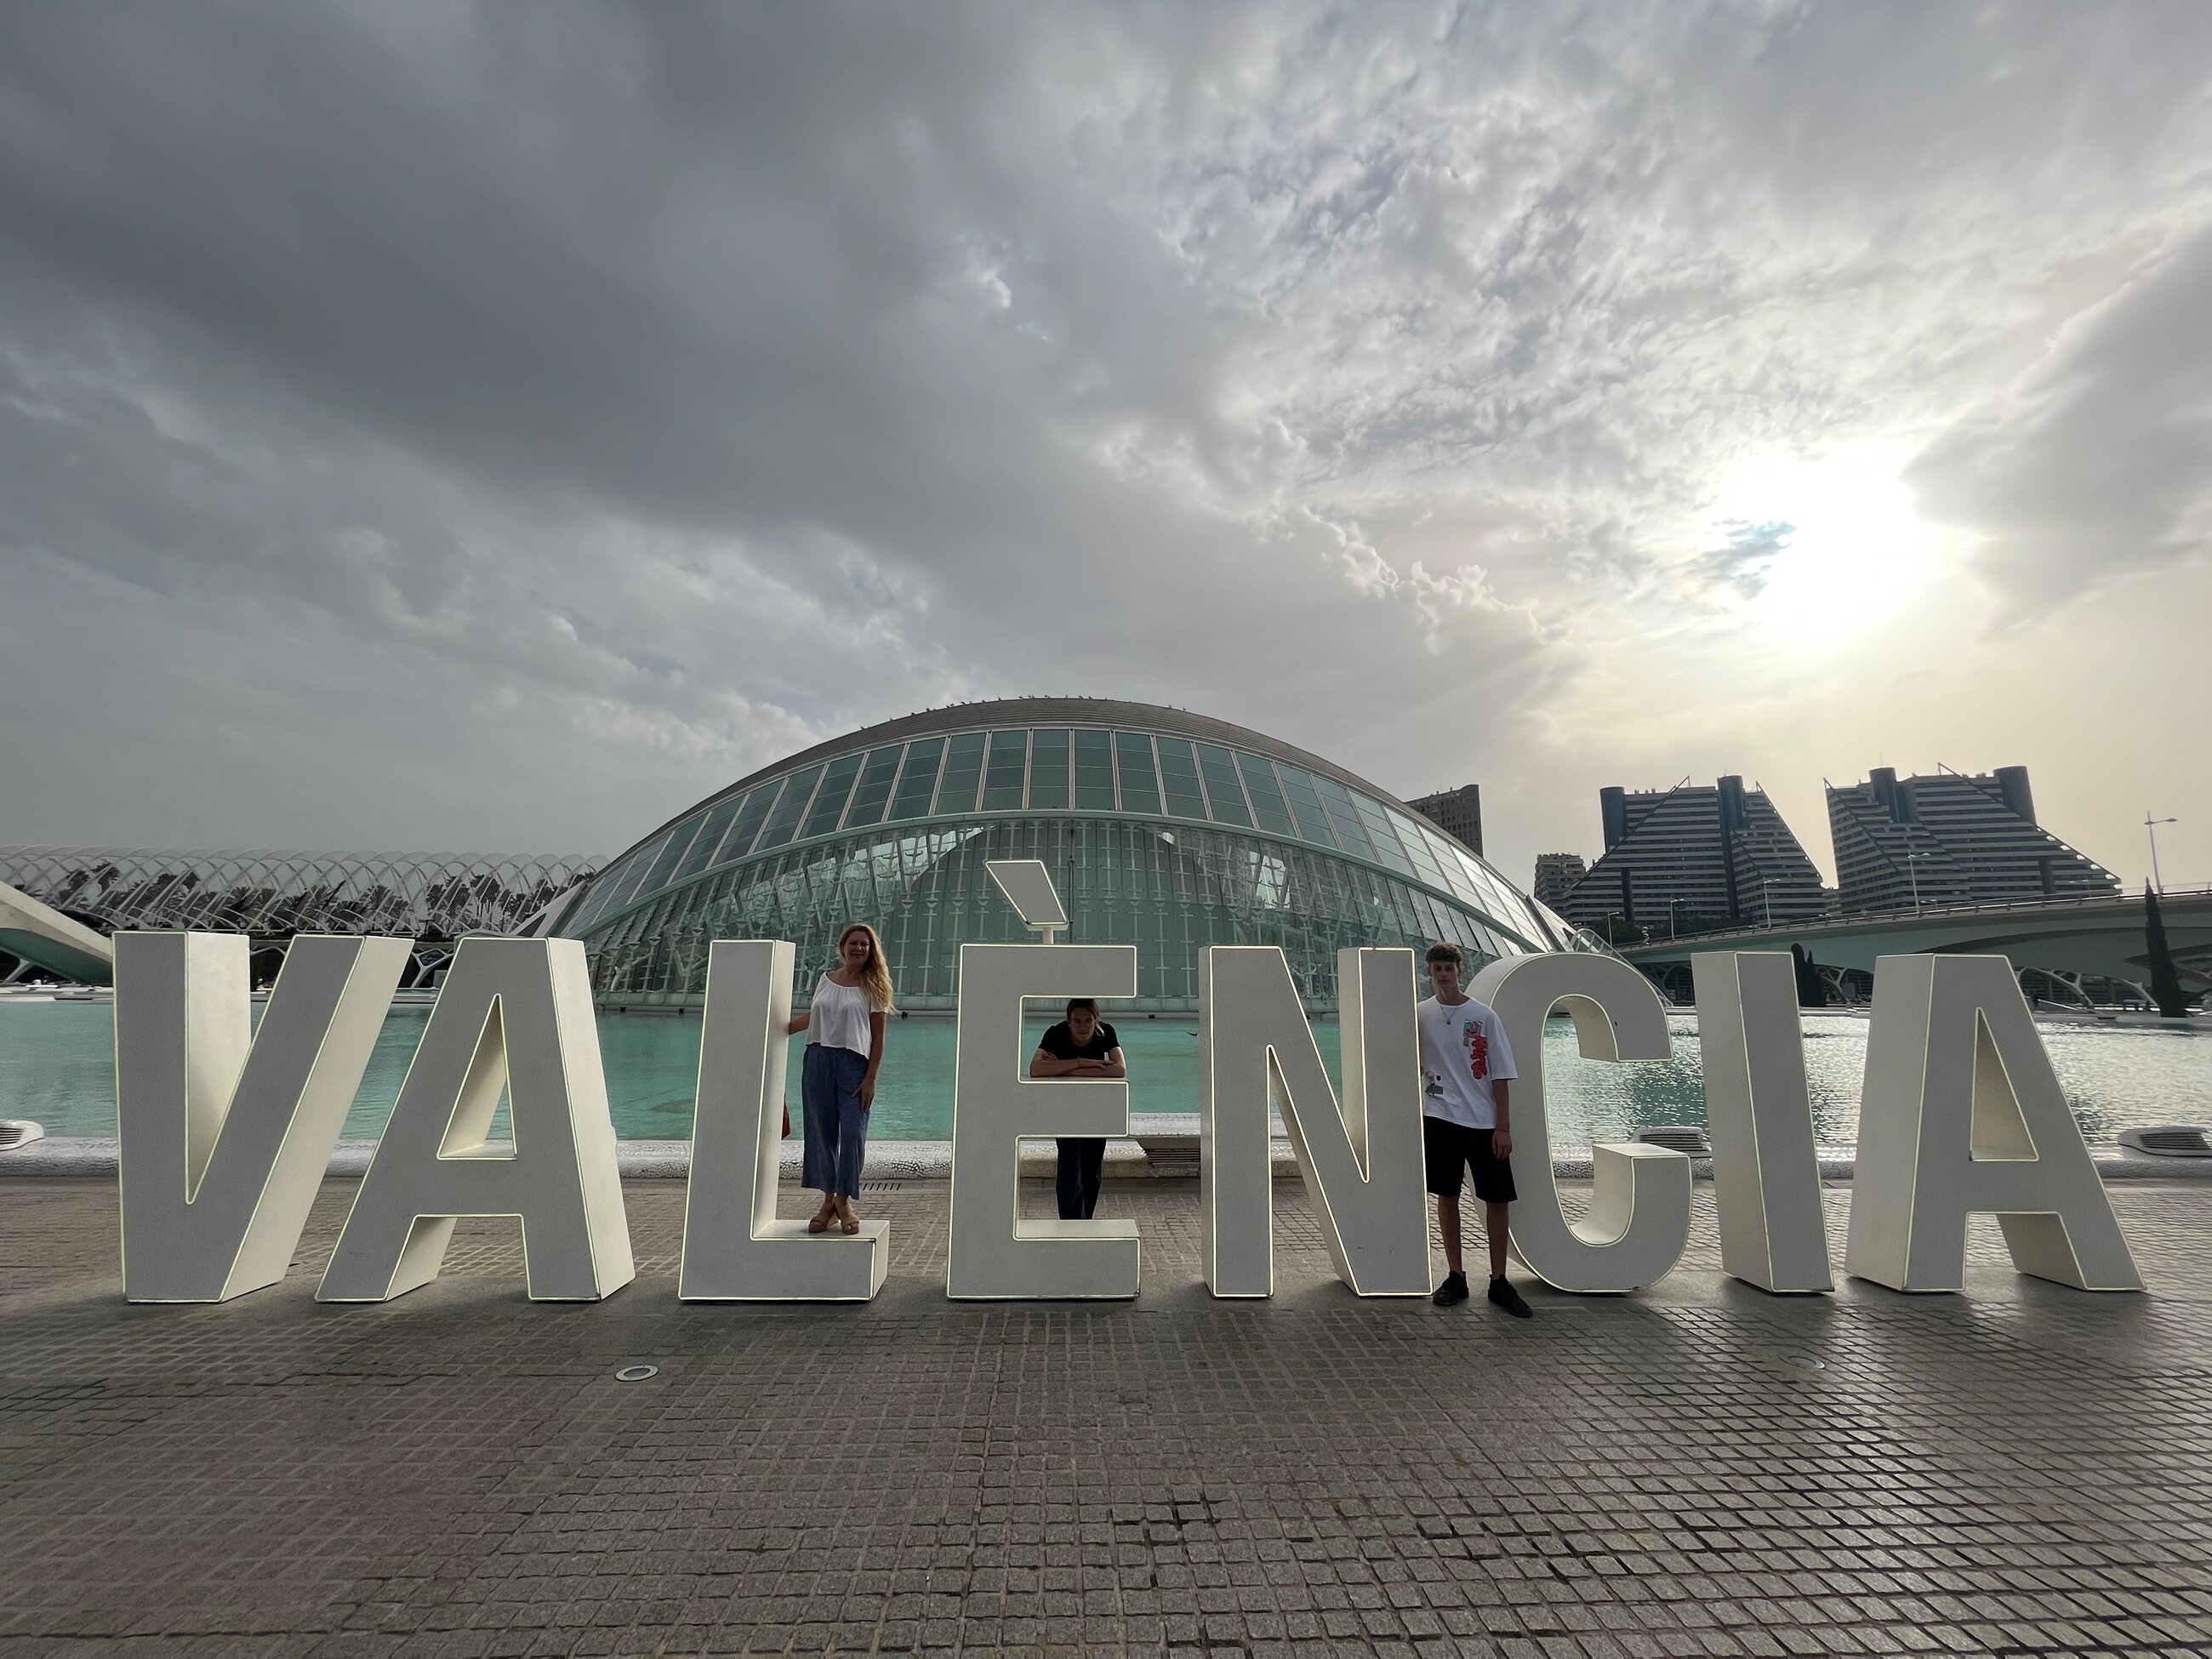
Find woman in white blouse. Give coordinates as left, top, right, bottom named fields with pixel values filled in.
left=787, top=922, right=893, bottom=1234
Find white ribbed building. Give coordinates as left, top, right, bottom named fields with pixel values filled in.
left=1825, top=766, right=2118, bottom=915
left=1557, top=776, right=1829, bottom=937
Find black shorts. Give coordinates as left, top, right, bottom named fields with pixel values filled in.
left=1423, top=1115, right=1518, bottom=1204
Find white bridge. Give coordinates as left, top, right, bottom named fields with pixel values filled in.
left=1618, top=886, right=2212, bottom=1008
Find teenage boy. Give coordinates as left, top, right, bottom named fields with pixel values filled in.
left=1418, top=942, right=1531, bottom=1316
left=1029, top=997, right=1126, bottom=1220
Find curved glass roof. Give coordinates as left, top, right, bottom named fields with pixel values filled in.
left=0, top=847, right=600, bottom=940
left=559, top=699, right=1560, bottom=954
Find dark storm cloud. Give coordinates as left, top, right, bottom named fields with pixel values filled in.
left=1907, top=224, right=2212, bottom=619
left=0, top=4, right=1274, bottom=567
left=0, top=5, right=1504, bottom=724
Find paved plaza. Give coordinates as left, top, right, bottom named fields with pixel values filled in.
left=3, top=1176, right=2210, bottom=1658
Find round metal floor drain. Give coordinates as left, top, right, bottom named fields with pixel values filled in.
left=613, top=1364, right=659, bottom=1382
left=1786, top=1355, right=1827, bottom=1371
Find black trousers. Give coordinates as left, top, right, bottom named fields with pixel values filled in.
left=1055, top=1137, right=1105, bottom=1220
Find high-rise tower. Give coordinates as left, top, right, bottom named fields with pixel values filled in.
left=1825, top=765, right=2118, bottom=915
left=1559, top=777, right=1828, bottom=935
left=1405, top=784, right=1483, bottom=857
left=1532, top=852, right=1587, bottom=909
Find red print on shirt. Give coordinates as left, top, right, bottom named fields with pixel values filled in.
left=1463, top=1023, right=1489, bottom=1082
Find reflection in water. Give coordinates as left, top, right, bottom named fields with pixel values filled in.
left=3, top=1002, right=2202, bottom=1145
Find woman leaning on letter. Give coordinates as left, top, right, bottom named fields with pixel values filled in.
left=786, top=922, right=893, bottom=1234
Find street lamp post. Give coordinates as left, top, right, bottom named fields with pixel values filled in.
left=1906, top=850, right=1924, bottom=915
left=2145, top=812, right=2178, bottom=892
left=1760, top=879, right=1774, bottom=930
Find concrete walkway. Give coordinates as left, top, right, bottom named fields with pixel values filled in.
left=3, top=1177, right=2210, bottom=1657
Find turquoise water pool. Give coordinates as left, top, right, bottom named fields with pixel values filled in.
left=2, top=1000, right=2203, bottom=1145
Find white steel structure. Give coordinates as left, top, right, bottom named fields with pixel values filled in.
left=0, top=847, right=599, bottom=988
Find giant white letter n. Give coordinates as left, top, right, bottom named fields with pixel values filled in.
left=1200, top=946, right=1430, bottom=1298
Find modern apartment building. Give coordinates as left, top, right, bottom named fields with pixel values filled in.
left=1558, top=776, right=1829, bottom=936
left=1532, top=852, right=1587, bottom=909
left=1825, top=765, right=2119, bottom=915
left=1405, top=784, right=1483, bottom=857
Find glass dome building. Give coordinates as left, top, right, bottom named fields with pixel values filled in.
left=552, top=698, right=1594, bottom=1012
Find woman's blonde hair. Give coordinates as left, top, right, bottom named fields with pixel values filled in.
left=836, top=922, right=895, bottom=1012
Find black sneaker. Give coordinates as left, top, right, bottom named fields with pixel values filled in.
left=1432, top=1271, right=1471, bottom=1307
left=1488, top=1276, right=1532, bottom=1319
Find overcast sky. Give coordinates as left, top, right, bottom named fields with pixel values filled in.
left=3, top=1, right=2208, bottom=893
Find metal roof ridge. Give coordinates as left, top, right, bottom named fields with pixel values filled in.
left=605, top=697, right=1420, bottom=869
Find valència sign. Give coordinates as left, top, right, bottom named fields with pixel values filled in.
left=111, top=920, right=2142, bottom=1308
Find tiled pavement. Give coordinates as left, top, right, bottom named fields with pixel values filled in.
left=2, top=1176, right=2209, bottom=1658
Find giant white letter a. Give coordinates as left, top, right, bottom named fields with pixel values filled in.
left=317, top=938, right=633, bottom=1303
left=1845, top=955, right=2140, bottom=1292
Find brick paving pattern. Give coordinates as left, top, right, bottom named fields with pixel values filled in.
left=2, top=1176, right=2209, bottom=1656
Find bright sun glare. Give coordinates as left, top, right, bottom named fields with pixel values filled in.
left=1705, top=442, right=1941, bottom=645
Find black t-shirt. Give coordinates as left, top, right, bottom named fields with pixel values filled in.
left=1038, top=1020, right=1119, bottom=1062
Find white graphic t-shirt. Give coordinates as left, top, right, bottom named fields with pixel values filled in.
left=1417, top=995, right=1518, bottom=1130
